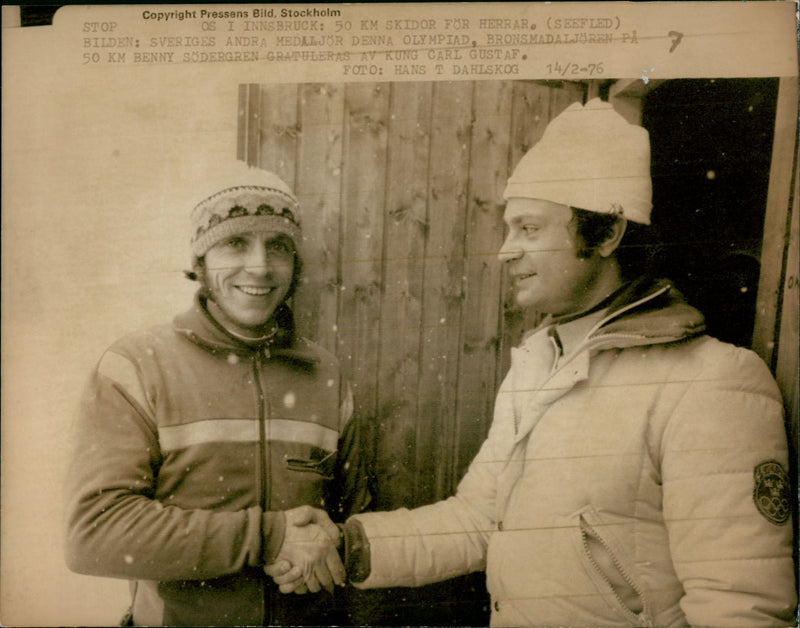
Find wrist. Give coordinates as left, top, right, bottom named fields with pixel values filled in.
left=342, top=518, right=370, bottom=583
left=262, top=510, right=287, bottom=565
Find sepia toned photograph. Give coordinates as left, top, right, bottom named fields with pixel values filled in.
left=2, top=3, right=798, bottom=626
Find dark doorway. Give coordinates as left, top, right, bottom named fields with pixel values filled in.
left=641, top=78, right=779, bottom=347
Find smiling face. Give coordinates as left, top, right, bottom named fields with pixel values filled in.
left=202, top=231, right=295, bottom=337
left=498, top=198, right=624, bottom=318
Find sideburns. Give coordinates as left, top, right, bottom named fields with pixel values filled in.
left=569, top=207, right=619, bottom=259
left=188, top=259, right=214, bottom=300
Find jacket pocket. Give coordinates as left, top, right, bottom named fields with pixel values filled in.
left=576, top=507, right=654, bottom=628
left=285, top=448, right=335, bottom=480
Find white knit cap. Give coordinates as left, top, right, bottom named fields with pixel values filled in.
left=503, top=98, right=652, bottom=224
left=190, top=166, right=300, bottom=258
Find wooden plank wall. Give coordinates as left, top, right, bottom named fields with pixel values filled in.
left=239, top=80, right=586, bottom=509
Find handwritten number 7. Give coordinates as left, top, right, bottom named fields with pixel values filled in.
left=668, top=31, right=684, bottom=53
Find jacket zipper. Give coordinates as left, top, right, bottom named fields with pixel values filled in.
left=589, top=331, right=688, bottom=346
left=252, top=356, right=270, bottom=511
left=579, top=515, right=651, bottom=627
left=587, top=284, right=671, bottom=337
left=544, top=286, right=676, bottom=375
left=252, top=353, right=272, bottom=627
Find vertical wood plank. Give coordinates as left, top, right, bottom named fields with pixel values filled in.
left=414, top=80, right=474, bottom=506
left=293, top=84, right=345, bottom=350
left=753, top=76, right=799, bottom=365
left=775, top=166, right=798, bottom=440
left=257, top=83, right=300, bottom=183
left=374, top=82, right=433, bottom=510
left=339, top=82, right=389, bottom=431
left=236, top=84, right=247, bottom=162
left=452, top=80, right=513, bottom=484
left=244, top=84, right=261, bottom=167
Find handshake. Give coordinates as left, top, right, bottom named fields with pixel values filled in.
left=264, top=505, right=347, bottom=595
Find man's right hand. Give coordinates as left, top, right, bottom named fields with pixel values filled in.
left=266, top=505, right=345, bottom=594
left=264, top=559, right=308, bottom=594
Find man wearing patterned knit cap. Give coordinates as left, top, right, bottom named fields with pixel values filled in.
left=64, top=164, right=370, bottom=626
left=273, top=98, right=797, bottom=627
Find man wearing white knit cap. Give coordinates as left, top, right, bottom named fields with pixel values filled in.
left=272, top=99, right=796, bottom=627
left=64, top=164, right=371, bottom=626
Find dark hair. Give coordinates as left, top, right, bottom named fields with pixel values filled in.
left=569, top=206, right=655, bottom=281
left=569, top=207, right=620, bottom=259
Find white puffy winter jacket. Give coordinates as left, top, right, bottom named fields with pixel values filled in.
left=350, top=279, right=796, bottom=628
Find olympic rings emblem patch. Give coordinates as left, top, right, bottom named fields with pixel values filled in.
left=753, top=460, right=791, bottom=526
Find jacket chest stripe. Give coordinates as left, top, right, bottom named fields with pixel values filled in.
left=158, top=418, right=338, bottom=452
left=268, top=419, right=338, bottom=451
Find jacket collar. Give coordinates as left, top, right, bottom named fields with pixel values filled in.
left=588, top=276, right=706, bottom=346
left=532, top=276, right=705, bottom=355
left=172, top=292, right=319, bottom=364
left=540, top=277, right=704, bottom=373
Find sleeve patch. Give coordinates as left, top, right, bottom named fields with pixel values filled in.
left=753, top=460, right=791, bottom=526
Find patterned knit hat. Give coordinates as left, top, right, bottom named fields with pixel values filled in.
left=190, top=168, right=301, bottom=259
left=503, top=98, right=652, bottom=224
